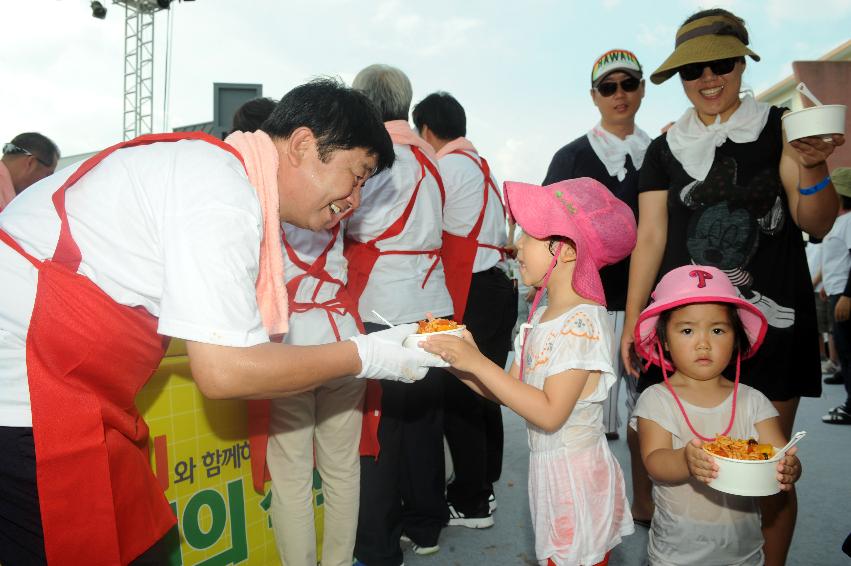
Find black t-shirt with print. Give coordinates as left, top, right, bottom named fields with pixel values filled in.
left=543, top=134, right=639, bottom=311
left=638, top=106, right=820, bottom=400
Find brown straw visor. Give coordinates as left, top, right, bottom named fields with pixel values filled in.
left=650, top=15, right=760, bottom=84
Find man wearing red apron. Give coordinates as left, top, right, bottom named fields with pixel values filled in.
left=0, top=80, right=440, bottom=566
left=414, top=92, right=518, bottom=529
left=347, top=65, right=453, bottom=566
left=268, top=221, right=369, bottom=566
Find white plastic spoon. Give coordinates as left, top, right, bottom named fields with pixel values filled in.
left=371, top=310, right=395, bottom=328
left=796, top=82, right=824, bottom=106
left=768, top=430, right=807, bottom=461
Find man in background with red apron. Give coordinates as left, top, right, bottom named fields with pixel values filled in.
left=346, top=65, right=453, bottom=566
left=0, top=79, right=442, bottom=566
left=413, top=92, right=517, bottom=529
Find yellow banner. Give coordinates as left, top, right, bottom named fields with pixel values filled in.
left=137, top=340, right=323, bottom=565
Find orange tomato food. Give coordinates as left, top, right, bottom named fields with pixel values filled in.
left=417, top=318, right=459, bottom=334
left=703, top=436, right=774, bottom=460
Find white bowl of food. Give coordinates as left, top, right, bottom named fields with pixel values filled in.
left=782, top=104, right=846, bottom=142
left=703, top=436, right=782, bottom=497
left=402, top=318, right=465, bottom=353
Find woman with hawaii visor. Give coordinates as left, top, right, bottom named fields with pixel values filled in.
left=620, top=8, right=844, bottom=566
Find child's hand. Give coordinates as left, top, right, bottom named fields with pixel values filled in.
left=421, top=330, right=485, bottom=374
left=684, top=439, right=718, bottom=483
left=777, top=446, right=801, bottom=491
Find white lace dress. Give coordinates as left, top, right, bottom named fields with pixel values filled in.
left=520, top=304, right=634, bottom=565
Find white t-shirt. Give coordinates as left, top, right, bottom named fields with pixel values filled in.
left=0, top=140, right=269, bottom=427
left=804, top=241, right=823, bottom=292
left=439, top=151, right=507, bottom=273
left=630, top=383, right=779, bottom=566
left=282, top=221, right=360, bottom=345
left=821, top=212, right=851, bottom=295
left=346, top=144, right=452, bottom=325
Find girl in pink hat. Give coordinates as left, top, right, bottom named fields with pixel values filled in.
left=630, top=265, right=802, bottom=565
left=424, top=177, right=636, bottom=566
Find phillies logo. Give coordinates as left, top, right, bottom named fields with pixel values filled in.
left=689, top=269, right=713, bottom=288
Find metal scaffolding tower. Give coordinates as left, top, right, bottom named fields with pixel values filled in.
left=115, top=1, right=167, bottom=140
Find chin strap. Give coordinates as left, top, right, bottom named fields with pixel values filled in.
left=657, top=339, right=739, bottom=442
left=518, top=243, right=563, bottom=382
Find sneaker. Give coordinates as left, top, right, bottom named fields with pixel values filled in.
left=822, top=405, right=851, bottom=424
left=821, top=359, right=839, bottom=374
left=488, top=493, right=497, bottom=514
left=824, top=372, right=844, bottom=385
left=447, top=502, right=494, bottom=529
left=411, top=543, right=439, bottom=556
left=400, top=534, right=439, bottom=556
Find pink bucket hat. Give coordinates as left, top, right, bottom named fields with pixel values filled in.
left=504, top=178, right=636, bottom=306
left=634, top=265, right=768, bottom=370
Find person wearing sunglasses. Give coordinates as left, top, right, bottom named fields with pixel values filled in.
left=0, top=132, right=60, bottom=212
left=621, top=8, right=845, bottom=566
left=543, top=47, right=653, bottom=528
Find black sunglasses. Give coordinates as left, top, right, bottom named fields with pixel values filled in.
left=2, top=143, right=52, bottom=168
left=595, top=77, right=641, bottom=97
left=678, top=57, right=739, bottom=81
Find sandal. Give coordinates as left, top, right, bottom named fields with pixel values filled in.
left=822, top=405, right=851, bottom=424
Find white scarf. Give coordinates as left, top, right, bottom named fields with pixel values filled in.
left=666, top=94, right=772, bottom=182
left=586, top=123, right=652, bottom=181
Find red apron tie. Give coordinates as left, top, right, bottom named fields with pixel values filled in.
left=344, top=146, right=445, bottom=458
left=344, top=146, right=446, bottom=305
left=440, top=149, right=507, bottom=323
left=284, top=224, right=366, bottom=340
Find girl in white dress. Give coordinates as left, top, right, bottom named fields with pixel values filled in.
left=425, top=178, right=636, bottom=565
left=630, top=265, right=802, bottom=565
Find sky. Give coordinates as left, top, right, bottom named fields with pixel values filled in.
left=2, top=0, right=850, bottom=184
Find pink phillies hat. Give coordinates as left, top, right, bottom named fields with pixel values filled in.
left=504, top=178, right=637, bottom=307
left=634, top=265, right=768, bottom=371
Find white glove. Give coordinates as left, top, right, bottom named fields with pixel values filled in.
left=348, top=323, right=449, bottom=383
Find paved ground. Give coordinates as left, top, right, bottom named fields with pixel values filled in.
left=401, top=369, right=851, bottom=565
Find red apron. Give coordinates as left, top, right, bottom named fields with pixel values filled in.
left=439, top=149, right=507, bottom=324
left=284, top=224, right=366, bottom=341
left=0, top=132, right=246, bottom=565
left=247, top=225, right=367, bottom=492
left=343, top=146, right=445, bottom=458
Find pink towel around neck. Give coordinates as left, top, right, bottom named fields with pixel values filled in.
left=436, top=136, right=478, bottom=159
left=224, top=130, right=288, bottom=337
left=384, top=120, right=439, bottom=163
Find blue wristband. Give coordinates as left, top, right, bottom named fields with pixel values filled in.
left=799, top=175, right=831, bottom=195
